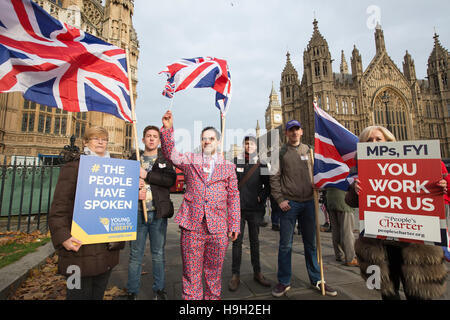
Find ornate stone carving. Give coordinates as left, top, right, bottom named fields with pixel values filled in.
left=363, top=54, right=412, bottom=106
left=83, top=0, right=103, bottom=30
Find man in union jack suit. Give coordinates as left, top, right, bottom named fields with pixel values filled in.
left=160, top=110, right=240, bottom=300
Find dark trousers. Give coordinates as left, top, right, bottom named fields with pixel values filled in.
left=231, top=210, right=262, bottom=275
left=66, top=270, right=112, bottom=300
left=381, top=245, right=424, bottom=300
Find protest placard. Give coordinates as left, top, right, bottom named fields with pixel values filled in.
left=70, top=155, right=140, bottom=244
left=358, top=140, right=447, bottom=245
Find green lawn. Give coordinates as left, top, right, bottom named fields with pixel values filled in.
left=0, top=237, right=50, bottom=269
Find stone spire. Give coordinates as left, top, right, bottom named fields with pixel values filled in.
left=427, top=30, right=449, bottom=92
left=270, top=81, right=277, bottom=96
left=375, top=22, right=386, bottom=54
left=403, top=50, right=416, bottom=82
left=340, top=50, right=349, bottom=74
left=429, top=31, right=449, bottom=65
left=307, top=18, right=329, bottom=49
left=351, top=44, right=363, bottom=79
left=269, top=81, right=281, bottom=107
left=282, top=51, right=298, bottom=77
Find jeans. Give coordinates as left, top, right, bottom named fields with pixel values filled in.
left=127, top=210, right=168, bottom=294
left=232, top=210, right=262, bottom=275
left=277, top=200, right=321, bottom=286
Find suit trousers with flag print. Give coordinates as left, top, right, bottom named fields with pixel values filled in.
left=180, top=220, right=229, bottom=300
left=160, top=127, right=240, bottom=300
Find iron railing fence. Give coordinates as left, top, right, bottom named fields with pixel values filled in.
left=0, top=156, right=61, bottom=233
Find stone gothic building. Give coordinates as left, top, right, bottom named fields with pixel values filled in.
left=267, top=19, right=449, bottom=157
left=0, top=0, right=139, bottom=161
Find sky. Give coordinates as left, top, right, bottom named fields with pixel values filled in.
left=132, top=0, right=450, bottom=152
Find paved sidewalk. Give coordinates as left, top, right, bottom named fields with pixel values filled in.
left=108, top=193, right=450, bottom=300
left=1, top=193, right=448, bottom=300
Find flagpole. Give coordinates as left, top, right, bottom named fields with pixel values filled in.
left=309, top=148, right=325, bottom=296
left=220, top=112, right=226, bottom=156
left=126, top=46, right=148, bottom=223
left=168, top=96, right=174, bottom=111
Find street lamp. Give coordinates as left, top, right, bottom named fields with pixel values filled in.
left=381, top=90, right=391, bottom=132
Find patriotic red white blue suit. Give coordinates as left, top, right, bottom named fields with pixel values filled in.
left=160, top=127, right=240, bottom=299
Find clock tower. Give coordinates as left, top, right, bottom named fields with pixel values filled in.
left=265, top=82, right=283, bottom=130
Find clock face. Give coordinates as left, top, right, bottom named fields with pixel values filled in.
left=274, top=114, right=282, bottom=122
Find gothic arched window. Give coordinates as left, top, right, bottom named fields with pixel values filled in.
left=315, top=62, right=320, bottom=77
left=374, top=89, right=409, bottom=140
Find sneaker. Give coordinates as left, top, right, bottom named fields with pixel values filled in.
left=154, top=290, right=167, bottom=300
left=320, top=222, right=331, bottom=232
left=271, top=283, right=291, bottom=297
left=314, top=281, right=337, bottom=297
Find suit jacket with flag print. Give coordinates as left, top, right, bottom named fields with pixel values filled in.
left=160, top=127, right=240, bottom=234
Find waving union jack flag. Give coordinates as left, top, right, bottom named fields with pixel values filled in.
left=162, top=82, right=175, bottom=98
left=0, top=0, right=132, bottom=122
left=313, top=101, right=358, bottom=190
left=160, top=57, right=232, bottom=114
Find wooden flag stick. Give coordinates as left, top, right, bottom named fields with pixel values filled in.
left=220, top=112, right=226, bottom=156
left=168, top=97, right=174, bottom=111
left=309, top=148, right=325, bottom=296
left=126, top=46, right=148, bottom=223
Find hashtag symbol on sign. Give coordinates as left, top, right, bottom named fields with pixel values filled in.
left=91, top=164, right=100, bottom=173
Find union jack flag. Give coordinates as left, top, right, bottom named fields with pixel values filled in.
left=313, top=101, right=358, bottom=190
left=160, top=56, right=232, bottom=114
left=162, top=82, right=175, bottom=98
left=0, top=0, right=132, bottom=122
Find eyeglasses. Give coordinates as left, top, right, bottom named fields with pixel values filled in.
left=201, top=137, right=216, bottom=142
left=90, top=137, right=108, bottom=143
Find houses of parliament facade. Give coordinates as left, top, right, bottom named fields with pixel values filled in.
left=265, top=19, right=450, bottom=158
left=0, top=0, right=139, bottom=162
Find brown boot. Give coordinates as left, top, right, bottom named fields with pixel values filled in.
left=228, top=274, right=240, bottom=291
left=344, top=258, right=359, bottom=267
left=254, top=272, right=271, bottom=287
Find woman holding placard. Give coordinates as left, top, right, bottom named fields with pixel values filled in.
left=345, top=125, right=447, bottom=300
left=49, top=126, right=124, bottom=300
left=441, top=161, right=450, bottom=262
